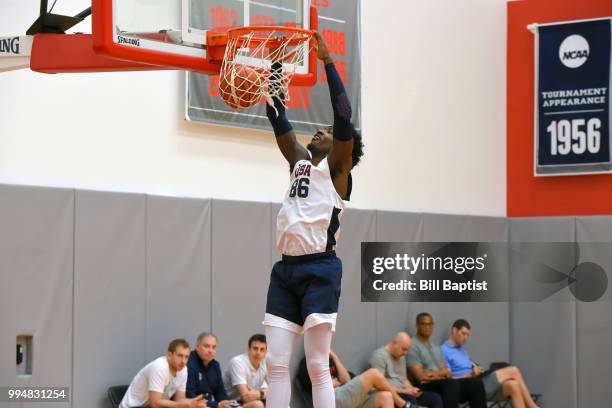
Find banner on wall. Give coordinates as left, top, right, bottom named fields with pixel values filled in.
left=531, top=18, right=612, bottom=176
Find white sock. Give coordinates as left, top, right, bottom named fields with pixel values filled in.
left=304, top=323, right=335, bottom=408
left=265, top=326, right=298, bottom=408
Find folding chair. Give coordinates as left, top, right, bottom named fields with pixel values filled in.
left=107, top=385, right=129, bottom=408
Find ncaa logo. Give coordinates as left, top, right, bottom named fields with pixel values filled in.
left=558, top=34, right=589, bottom=68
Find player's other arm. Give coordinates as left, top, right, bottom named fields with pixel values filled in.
left=330, top=350, right=351, bottom=385
left=265, top=63, right=310, bottom=170
left=316, top=32, right=353, bottom=193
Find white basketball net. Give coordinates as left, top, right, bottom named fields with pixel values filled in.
left=219, top=28, right=314, bottom=111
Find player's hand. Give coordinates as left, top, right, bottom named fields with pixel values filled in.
left=188, top=395, right=207, bottom=408
left=314, top=32, right=332, bottom=63
left=407, top=387, right=422, bottom=397
left=423, top=371, right=436, bottom=381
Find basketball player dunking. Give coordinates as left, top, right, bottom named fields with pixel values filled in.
left=262, top=32, right=364, bottom=408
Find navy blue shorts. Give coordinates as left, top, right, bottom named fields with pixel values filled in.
left=265, top=251, right=342, bottom=331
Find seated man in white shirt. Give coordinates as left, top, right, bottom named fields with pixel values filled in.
left=120, top=338, right=207, bottom=408
left=224, top=334, right=268, bottom=408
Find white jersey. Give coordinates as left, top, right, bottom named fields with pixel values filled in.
left=277, top=158, right=348, bottom=256
left=223, top=353, right=268, bottom=400
left=119, top=356, right=187, bottom=408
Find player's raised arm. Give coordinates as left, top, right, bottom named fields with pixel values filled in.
left=265, top=62, right=310, bottom=170
left=316, top=32, right=353, bottom=177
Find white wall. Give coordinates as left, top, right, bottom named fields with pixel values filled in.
left=0, top=0, right=507, bottom=216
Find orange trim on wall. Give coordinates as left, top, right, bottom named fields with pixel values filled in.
left=507, top=0, right=612, bottom=216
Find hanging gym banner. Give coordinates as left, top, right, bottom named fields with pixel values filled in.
left=532, top=18, right=612, bottom=176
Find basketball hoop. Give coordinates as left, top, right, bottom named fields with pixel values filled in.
left=218, top=26, right=315, bottom=110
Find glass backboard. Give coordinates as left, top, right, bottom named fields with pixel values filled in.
left=93, top=0, right=313, bottom=76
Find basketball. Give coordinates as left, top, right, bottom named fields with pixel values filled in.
left=219, top=65, right=263, bottom=110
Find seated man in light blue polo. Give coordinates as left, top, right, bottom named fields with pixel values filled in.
left=441, top=319, right=539, bottom=408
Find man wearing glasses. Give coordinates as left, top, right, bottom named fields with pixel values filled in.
left=407, top=313, right=486, bottom=408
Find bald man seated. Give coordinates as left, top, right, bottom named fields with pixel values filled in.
left=369, top=332, right=442, bottom=408
left=298, top=349, right=410, bottom=408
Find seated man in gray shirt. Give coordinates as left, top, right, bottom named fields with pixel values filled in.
left=298, top=349, right=408, bottom=408
left=407, top=313, right=486, bottom=408
left=369, top=332, right=442, bottom=408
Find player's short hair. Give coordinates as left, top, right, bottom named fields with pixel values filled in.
left=452, top=319, right=471, bottom=331
left=168, top=338, right=190, bottom=352
left=350, top=123, right=364, bottom=168
left=248, top=334, right=266, bottom=348
left=416, top=312, right=432, bottom=324
left=196, top=332, right=217, bottom=345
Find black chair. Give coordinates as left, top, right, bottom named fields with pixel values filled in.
left=488, top=392, right=541, bottom=408
left=107, top=385, right=129, bottom=408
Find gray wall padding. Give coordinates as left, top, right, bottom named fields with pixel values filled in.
left=2, top=183, right=611, bottom=408
left=374, top=212, right=422, bottom=348
left=420, top=214, right=510, bottom=372
left=333, top=209, right=378, bottom=372
left=508, top=218, right=577, bottom=408
left=146, top=196, right=212, bottom=360
left=0, top=185, right=73, bottom=408
left=575, top=217, right=612, bottom=408
left=73, top=191, right=147, bottom=408
left=270, top=203, right=282, bottom=265
left=211, top=200, right=273, bottom=366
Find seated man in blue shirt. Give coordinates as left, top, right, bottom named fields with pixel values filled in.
left=187, top=332, right=238, bottom=408
left=441, top=320, right=539, bottom=408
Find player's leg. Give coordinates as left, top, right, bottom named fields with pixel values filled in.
left=264, top=260, right=304, bottom=408
left=358, top=369, right=405, bottom=407
left=415, top=391, right=444, bottom=408
left=304, top=323, right=335, bottom=408
left=494, top=367, right=538, bottom=408
left=265, top=325, right=299, bottom=408
left=457, top=377, right=487, bottom=408
left=501, top=379, right=525, bottom=408
left=421, top=379, right=459, bottom=408
left=372, top=391, right=394, bottom=408
left=300, top=255, right=342, bottom=408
